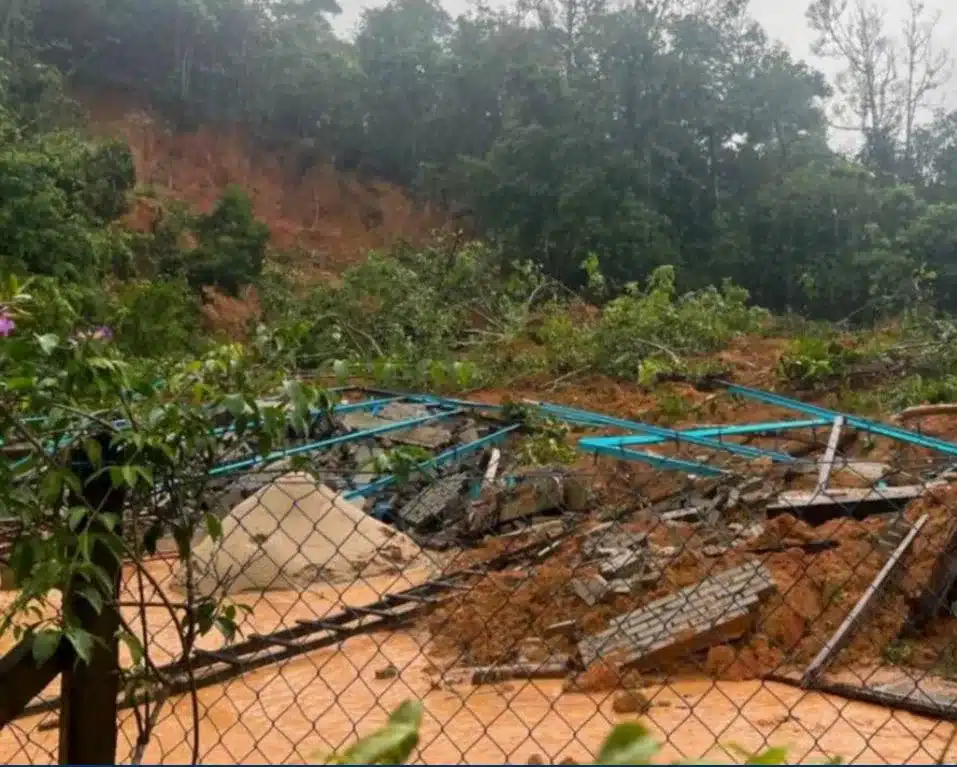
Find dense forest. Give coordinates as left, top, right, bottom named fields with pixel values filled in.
left=3, top=0, right=957, bottom=362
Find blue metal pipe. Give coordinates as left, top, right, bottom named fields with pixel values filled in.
left=724, top=383, right=957, bottom=456
left=345, top=424, right=521, bottom=499
left=208, top=407, right=464, bottom=478
left=534, top=401, right=797, bottom=463
left=583, top=442, right=727, bottom=476
left=579, top=418, right=830, bottom=454
left=575, top=418, right=830, bottom=448
left=627, top=418, right=830, bottom=442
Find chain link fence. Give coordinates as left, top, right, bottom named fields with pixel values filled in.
left=4, top=389, right=957, bottom=763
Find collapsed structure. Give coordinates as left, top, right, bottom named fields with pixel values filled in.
left=9, top=380, right=957, bottom=726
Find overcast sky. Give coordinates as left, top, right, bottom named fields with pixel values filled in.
left=333, top=0, right=957, bottom=118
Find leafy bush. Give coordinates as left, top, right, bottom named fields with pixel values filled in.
left=110, top=278, right=203, bottom=357
left=592, top=266, right=767, bottom=378
left=777, top=336, right=852, bottom=388
left=320, top=699, right=833, bottom=765
left=276, top=237, right=545, bottom=372
left=887, top=374, right=957, bottom=410
left=187, top=185, right=270, bottom=295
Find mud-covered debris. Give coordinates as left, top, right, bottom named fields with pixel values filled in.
left=702, top=544, right=730, bottom=557
left=581, top=523, right=648, bottom=560
left=578, top=561, right=776, bottom=669
left=571, top=574, right=609, bottom=606
left=831, top=460, right=890, bottom=487
left=397, top=472, right=470, bottom=530
left=599, top=550, right=648, bottom=579
left=660, top=507, right=704, bottom=524
left=470, top=659, right=570, bottom=684
left=544, top=620, right=579, bottom=637
left=612, top=690, right=651, bottom=714
left=606, top=569, right=661, bottom=594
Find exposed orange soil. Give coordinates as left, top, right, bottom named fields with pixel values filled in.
left=75, top=86, right=444, bottom=283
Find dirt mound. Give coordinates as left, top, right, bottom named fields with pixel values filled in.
left=76, top=86, right=443, bottom=281
left=182, top=472, right=422, bottom=595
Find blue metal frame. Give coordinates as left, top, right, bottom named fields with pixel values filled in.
left=583, top=442, right=727, bottom=476
left=535, top=401, right=799, bottom=464
left=724, top=383, right=957, bottom=456
left=344, top=424, right=522, bottom=500
left=208, top=407, right=463, bottom=478
left=581, top=419, right=832, bottom=446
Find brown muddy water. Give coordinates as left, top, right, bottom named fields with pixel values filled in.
left=2, top=561, right=955, bottom=764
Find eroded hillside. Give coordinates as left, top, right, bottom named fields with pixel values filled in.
left=76, top=86, right=444, bottom=284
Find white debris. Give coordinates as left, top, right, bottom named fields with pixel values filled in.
left=179, top=472, right=422, bottom=596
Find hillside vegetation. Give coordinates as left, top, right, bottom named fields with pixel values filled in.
left=3, top=0, right=957, bottom=413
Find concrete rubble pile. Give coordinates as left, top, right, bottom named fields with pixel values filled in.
left=160, top=389, right=957, bottom=712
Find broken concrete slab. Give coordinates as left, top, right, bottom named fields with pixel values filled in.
left=831, top=460, right=891, bottom=487
left=577, top=561, right=776, bottom=670
left=494, top=519, right=566, bottom=541
left=571, top=574, right=609, bottom=606
left=498, top=473, right=566, bottom=522
left=606, top=569, right=659, bottom=594
left=768, top=483, right=943, bottom=525
left=397, top=473, right=469, bottom=530
left=599, top=550, right=648, bottom=579
left=580, top=523, right=648, bottom=560
left=660, top=507, right=704, bottom=524
left=340, top=407, right=453, bottom=449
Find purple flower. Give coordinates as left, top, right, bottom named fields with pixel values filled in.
left=92, top=326, right=113, bottom=342
left=0, top=311, right=15, bottom=338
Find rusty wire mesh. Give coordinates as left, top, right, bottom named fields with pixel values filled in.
left=4, top=398, right=957, bottom=764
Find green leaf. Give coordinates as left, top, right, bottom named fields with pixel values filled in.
left=133, top=465, right=154, bottom=487
left=121, top=465, right=137, bottom=488
left=334, top=700, right=423, bottom=765
left=66, top=626, right=94, bottom=664
left=68, top=506, right=88, bottom=532
left=7, top=376, right=36, bottom=391
left=595, top=721, right=659, bottom=765
left=727, top=744, right=791, bottom=765
left=215, top=616, right=238, bottom=642
left=222, top=394, right=248, bottom=420
left=31, top=629, right=62, bottom=666
left=83, top=438, right=103, bottom=470
left=108, top=465, right=125, bottom=488
left=77, top=532, right=92, bottom=562
left=8, top=539, right=34, bottom=583
left=36, top=333, right=59, bottom=355
left=745, top=746, right=791, bottom=765
left=99, top=512, right=120, bottom=532
left=205, top=513, right=224, bottom=542
left=39, top=470, right=64, bottom=505
left=118, top=630, right=145, bottom=666
left=79, top=585, right=104, bottom=615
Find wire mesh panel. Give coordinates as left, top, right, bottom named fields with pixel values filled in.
left=5, top=390, right=957, bottom=764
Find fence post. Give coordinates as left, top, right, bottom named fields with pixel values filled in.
left=0, top=636, right=72, bottom=728
left=58, top=433, right=128, bottom=766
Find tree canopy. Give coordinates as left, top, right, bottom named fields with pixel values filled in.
left=2, top=0, right=957, bottom=320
